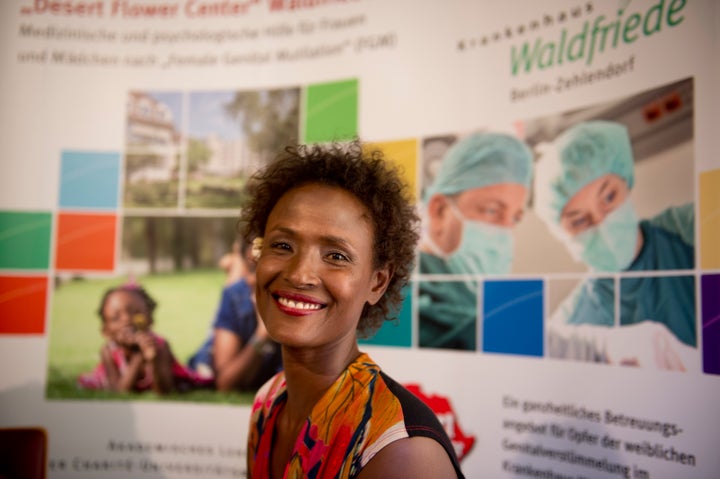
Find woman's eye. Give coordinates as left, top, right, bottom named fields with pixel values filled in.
left=270, top=241, right=291, bottom=251
left=327, top=252, right=349, bottom=262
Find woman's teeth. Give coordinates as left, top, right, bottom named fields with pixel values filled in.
left=277, top=297, right=322, bottom=310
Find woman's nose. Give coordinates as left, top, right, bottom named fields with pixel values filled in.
left=284, top=251, right=320, bottom=288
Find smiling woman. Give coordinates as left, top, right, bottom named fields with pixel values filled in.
left=257, top=184, right=385, bottom=351
left=239, top=140, right=465, bottom=479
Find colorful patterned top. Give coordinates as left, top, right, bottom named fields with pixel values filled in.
left=247, top=353, right=464, bottom=478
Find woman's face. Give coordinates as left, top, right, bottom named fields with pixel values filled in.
left=429, top=182, right=527, bottom=253
left=102, top=290, right=150, bottom=345
left=560, top=173, right=630, bottom=236
left=255, top=183, right=390, bottom=351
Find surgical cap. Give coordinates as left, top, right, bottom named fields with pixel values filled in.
left=534, top=120, right=635, bottom=226
left=424, top=132, right=533, bottom=201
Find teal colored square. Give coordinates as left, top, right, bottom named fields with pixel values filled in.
left=418, top=279, right=477, bottom=351
left=483, top=280, right=544, bottom=357
left=0, top=211, right=52, bottom=269
left=59, top=151, right=120, bottom=209
left=360, top=286, right=412, bottom=348
left=304, top=79, right=358, bottom=143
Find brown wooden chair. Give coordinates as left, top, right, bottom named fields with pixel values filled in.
left=0, top=428, right=47, bottom=479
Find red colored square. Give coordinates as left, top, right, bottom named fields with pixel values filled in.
left=0, top=276, right=48, bottom=334
left=55, top=213, right=117, bottom=271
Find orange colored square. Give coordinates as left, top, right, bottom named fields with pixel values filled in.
left=0, top=276, right=48, bottom=334
left=55, top=213, right=117, bottom=271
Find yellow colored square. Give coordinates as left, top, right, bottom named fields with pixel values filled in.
left=365, top=139, right=418, bottom=202
left=700, top=168, right=720, bottom=269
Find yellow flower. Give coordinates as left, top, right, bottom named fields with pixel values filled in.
left=251, top=237, right=263, bottom=261
left=132, top=314, right=149, bottom=331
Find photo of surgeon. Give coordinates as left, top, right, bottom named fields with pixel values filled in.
left=534, top=118, right=697, bottom=370
left=417, top=131, right=534, bottom=350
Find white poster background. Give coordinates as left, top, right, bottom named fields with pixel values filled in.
left=1, top=1, right=719, bottom=477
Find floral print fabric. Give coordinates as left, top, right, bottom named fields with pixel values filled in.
left=247, top=353, right=409, bottom=479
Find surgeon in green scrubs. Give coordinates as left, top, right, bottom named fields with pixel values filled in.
left=418, top=131, right=534, bottom=350
left=534, top=120, right=696, bottom=366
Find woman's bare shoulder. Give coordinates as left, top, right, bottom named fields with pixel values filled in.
left=356, top=436, right=460, bottom=479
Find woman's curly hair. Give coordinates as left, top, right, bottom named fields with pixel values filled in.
left=240, top=139, right=419, bottom=337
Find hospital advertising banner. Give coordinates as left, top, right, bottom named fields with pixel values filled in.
left=0, top=0, right=718, bottom=477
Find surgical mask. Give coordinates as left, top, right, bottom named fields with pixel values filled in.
left=568, top=198, right=640, bottom=272
left=441, top=202, right=514, bottom=275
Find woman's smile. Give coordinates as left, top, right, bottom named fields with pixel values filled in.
left=273, top=291, right=327, bottom=316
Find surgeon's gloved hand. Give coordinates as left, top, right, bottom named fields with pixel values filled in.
left=653, top=322, right=699, bottom=371
left=604, top=321, right=690, bottom=371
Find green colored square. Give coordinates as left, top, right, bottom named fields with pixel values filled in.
left=0, top=211, right=52, bottom=269
left=304, top=79, right=358, bottom=143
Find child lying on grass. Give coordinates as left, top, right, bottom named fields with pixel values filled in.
left=78, top=282, right=212, bottom=394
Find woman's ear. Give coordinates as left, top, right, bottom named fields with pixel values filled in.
left=367, top=263, right=394, bottom=306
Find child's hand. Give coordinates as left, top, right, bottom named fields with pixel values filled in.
left=134, top=332, right=157, bottom=361
left=114, top=327, right=136, bottom=348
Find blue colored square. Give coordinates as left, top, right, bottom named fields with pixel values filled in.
left=360, top=286, right=412, bottom=348
left=483, top=279, right=544, bottom=357
left=59, top=151, right=120, bottom=209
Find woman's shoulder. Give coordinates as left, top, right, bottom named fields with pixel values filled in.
left=357, top=434, right=463, bottom=479
left=367, top=370, right=464, bottom=478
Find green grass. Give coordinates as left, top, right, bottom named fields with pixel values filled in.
left=45, top=270, right=255, bottom=404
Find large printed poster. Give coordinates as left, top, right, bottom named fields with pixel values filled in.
left=1, top=1, right=719, bottom=477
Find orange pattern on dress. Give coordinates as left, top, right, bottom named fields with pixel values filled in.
left=247, top=353, right=407, bottom=479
